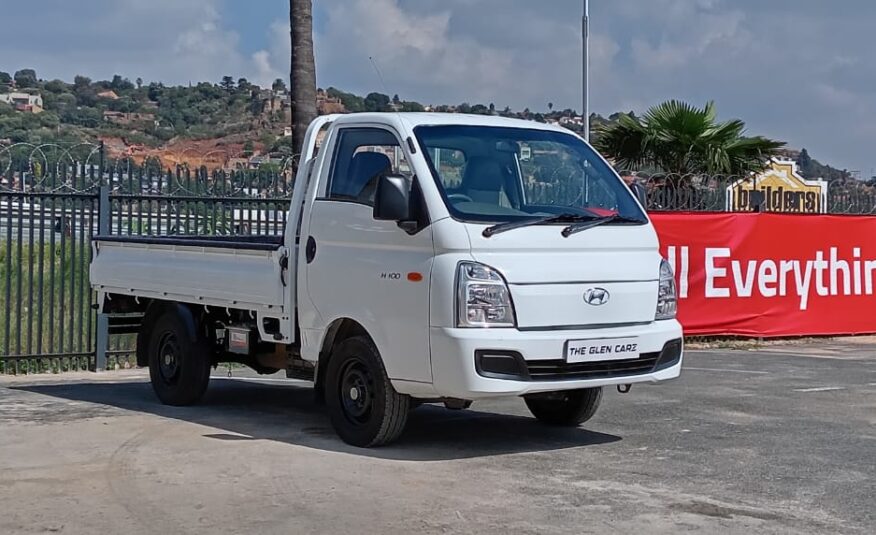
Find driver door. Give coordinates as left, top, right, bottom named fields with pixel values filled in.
left=304, top=127, right=435, bottom=384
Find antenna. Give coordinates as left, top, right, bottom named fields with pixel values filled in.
left=368, top=56, right=417, bottom=155
left=369, top=57, right=390, bottom=95
left=369, top=56, right=401, bottom=113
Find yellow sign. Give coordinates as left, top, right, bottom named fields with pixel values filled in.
left=727, top=159, right=828, bottom=213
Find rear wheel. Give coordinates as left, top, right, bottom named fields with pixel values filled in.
left=147, top=307, right=211, bottom=406
left=325, top=336, right=409, bottom=447
left=524, top=387, right=603, bottom=426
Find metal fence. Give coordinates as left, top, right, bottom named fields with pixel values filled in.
left=4, top=147, right=876, bottom=374
left=1, top=145, right=292, bottom=374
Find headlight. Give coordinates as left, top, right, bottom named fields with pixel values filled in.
left=457, top=262, right=516, bottom=327
left=656, top=258, right=677, bottom=320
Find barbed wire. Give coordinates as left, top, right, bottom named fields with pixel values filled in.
left=3, top=149, right=876, bottom=214
left=0, top=145, right=301, bottom=198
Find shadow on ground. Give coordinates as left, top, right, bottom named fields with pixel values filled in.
left=14, top=378, right=620, bottom=461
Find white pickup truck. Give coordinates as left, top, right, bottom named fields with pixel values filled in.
left=91, top=113, right=683, bottom=447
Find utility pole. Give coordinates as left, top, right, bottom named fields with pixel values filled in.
left=582, top=0, right=590, bottom=141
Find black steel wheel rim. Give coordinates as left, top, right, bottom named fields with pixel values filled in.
left=157, top=331, right=181, bottom=384
left=339, top=357, right=374, bottom=426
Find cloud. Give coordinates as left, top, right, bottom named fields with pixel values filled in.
left=248, top=20, right=292, bottom=88
left=0, top=0, right=873, bottom=174
left=308, top=0, right=874, bottom=173
left=314, top=0, right=515, bottom=106
left=0, top=0, right=261, bottom=86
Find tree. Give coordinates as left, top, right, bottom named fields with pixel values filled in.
left=147, top=82, right=163, bottom=101
left=271, top=135, right=295, bottom=157
left=243, top=140, right=255, bottom=157
left=44, top=79, right=68, bottom=94
left=291, top=0, right=318, bottom=154
left=594, top=100, right=785, bottom=176
left=237, top=78, right=251, bottom=93
left=400, top=101, right=425, bottom=112
left=326, top=87, right=364, bottom=112
left=221, top=76, right=235, bottom=92
left=797, top=148, right=813, bottom=174
left=0, top=71, right=11, bottom=86
left=548, top=102, right=554, bottom=112
left=111, top=74, right=134, bottom=92
left=14, top=69, right=37, bottom=88
left=74, top=85, right=98, bottom=107
left=364, top=92, right=391, bottom=112
left=260, top=131, right=277, bottom=148
left=73, top=75, right=92, bottom=89
left=108, top=97, right=139, bottom=113
left=136, top=77, right=143, bottom=89
left=272, top=78, right=287, bottom=92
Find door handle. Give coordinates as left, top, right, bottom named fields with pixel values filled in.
left=306, top=236, right=317, bottom=264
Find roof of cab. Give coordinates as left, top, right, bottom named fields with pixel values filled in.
left=329, top=112, right=573, bottom=135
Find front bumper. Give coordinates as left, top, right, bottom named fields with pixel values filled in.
left=429, top=320, right=683, bottom=400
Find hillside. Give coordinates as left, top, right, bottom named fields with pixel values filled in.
left=0, top=68, right=853, bottom=179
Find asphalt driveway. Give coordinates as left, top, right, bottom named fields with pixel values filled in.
left=1, top=340, right=874, bottom=534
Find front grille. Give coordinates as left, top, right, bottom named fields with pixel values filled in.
left=525, top=351, right=662, bottom=381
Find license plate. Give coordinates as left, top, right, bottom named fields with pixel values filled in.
left=566, top=337, right=640, bottom=363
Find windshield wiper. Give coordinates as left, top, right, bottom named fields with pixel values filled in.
left=561, top=214, right=647, bottom=237
left=482, top=213, right=594, bottom=238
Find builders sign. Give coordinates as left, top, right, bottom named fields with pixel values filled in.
left=726, top=159, right=828, bottom=213
left=652, top=212, right=876, bottom=337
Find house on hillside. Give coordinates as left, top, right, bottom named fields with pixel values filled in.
left=0, top=92, right=44, bottom=113
left=317, top=89, right=345, bottom=115
left=97, top=90, right=120, bottom=100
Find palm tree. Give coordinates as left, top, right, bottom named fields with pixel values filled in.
left=594, top=100, right=784, bottom=176
left=290, top=0, right=317, bottom=158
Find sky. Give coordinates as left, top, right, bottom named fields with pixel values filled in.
left=0, top=0, right=873, bottom=176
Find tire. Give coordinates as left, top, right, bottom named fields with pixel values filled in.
left=324, top=336, right=410, bottom=447
left=147, top=306, right=212, bottom=406
left=524, top=387, right=603, bottom=426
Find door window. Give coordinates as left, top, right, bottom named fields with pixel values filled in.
left=327, top=128, right=411, bottom=206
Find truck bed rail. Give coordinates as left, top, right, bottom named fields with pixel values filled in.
left=93, top=234, right=284, bottom=251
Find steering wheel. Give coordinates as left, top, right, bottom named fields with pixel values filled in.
left=448, top=193, right=474, bottom=204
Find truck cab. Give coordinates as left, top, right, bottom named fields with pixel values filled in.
left=91, top=113, right=682, bottom=447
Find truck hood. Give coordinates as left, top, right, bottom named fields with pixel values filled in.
left=464, top=222, right=662, bottom=329
left=465, top=222, right=661, bottom=283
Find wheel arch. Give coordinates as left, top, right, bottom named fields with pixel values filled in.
left=136, top=301, right=200, bottom=367
left=314, top=317, right=372, bottom=402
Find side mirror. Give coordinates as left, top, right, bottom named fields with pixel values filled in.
left=373, top=174, right=411, bottom=221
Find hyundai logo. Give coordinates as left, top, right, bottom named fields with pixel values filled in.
left=584, top=288, right=610, bottom=306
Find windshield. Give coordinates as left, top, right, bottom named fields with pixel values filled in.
left=414, top=125, right=645, bottom=224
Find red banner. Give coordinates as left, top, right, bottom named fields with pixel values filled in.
left=651, top=212, right=876, bottom=337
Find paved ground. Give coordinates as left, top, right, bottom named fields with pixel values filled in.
left=1, top=342, right=874, bottom=534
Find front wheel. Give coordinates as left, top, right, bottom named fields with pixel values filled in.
left=325, top=336, right=410, bottom=447
left=524, top=388, right=603, bottom=426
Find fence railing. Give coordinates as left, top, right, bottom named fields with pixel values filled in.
left=1, top=192, right=98, bottom=373
left=1, top=146, right=293, bottom=374
left=4, top=151, right=876, bottom=373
